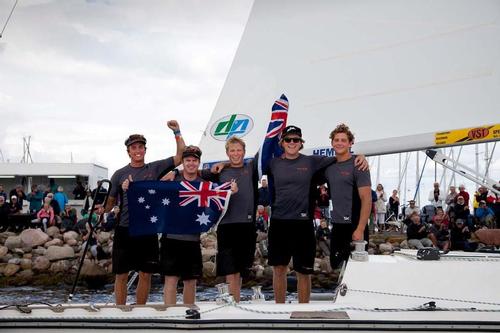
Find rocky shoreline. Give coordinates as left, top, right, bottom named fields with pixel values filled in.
left=0, top=227, right=407, bottom=290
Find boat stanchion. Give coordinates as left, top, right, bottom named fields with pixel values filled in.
left=251, top=285, right=266, bottom=302
left=351, top=240, right=368, bottom=261
left=215, top=283, right=234, bottom=304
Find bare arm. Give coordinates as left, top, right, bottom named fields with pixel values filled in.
left=352, top=186, right=372, bottom=241
left=167, top=120, right=186, bottom=166
left=104, top=196, right=116, bottom=213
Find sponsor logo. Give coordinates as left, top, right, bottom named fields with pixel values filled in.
left=210, top=114, right=254, bottom=141
left=468, top=128, right=489, bottom=140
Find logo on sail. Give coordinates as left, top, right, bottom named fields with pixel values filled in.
left=210, top=114, right=254, bottom=141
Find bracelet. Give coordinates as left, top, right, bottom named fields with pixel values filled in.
left=173, top=130, right=181, bottom=136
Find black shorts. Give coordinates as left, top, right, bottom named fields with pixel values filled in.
left=268, top=219, right=316, bottom=275
left=216, top=223, right=256, bottom=277
left=159, top=237, right=202, bottom=280
left=330, top=223, right=369, bottom=268
left=112, top=226, right=159, bottom=274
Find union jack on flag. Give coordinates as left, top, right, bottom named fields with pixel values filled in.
left=128, top=180, right=231, bottom=236
left=258, top=94, right=289, bottom=178
left=179, top=181, right=231, bottom=210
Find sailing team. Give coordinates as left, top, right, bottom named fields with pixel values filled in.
left=104, top=120, right=371, bottom=305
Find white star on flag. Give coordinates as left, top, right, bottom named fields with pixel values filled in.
left=196, top=212, right=211, bottom=226
left=138, top=197, right=145, bottom=203
left=145, top=205, right=150, bottom=209
left=148, top=189, right=156, bottom=195
left=150, top=216, right=158, bottom=223
left=162, top=198, right=170, bottom=206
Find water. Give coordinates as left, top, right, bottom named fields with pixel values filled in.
left=0, top=284, right=291, bottom=305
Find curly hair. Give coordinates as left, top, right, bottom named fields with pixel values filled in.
left=329, top=123, right=355, bottom=143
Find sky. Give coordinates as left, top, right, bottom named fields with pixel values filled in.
left=0, top=0, right=498, bottom=205
left=0, top=0, right=253, bottom=173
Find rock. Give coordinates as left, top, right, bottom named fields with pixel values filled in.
left=46, top=245, right=75, bottom=261
left=254, top=265, right=264, bottom=279
left=202, top=261, right=216, bottom=278
left=50, top=260, right=71, bottom=273
left=66, top=239, right=78, bottom=246
left=400, top=240, right=409, bottom=249
left=17, top=269, right=34, bottom=279
left=13, top=248, right=24, bottom=256
left=200, top=233, right=217, bottom=249
left=263, top=266, right=273, bottom=279
left=23, top=253, right=33, bottom=259
left=368, top=241, right=377, bottom=249
left=256, top=231, right=268, bottom=243
left=5, top=236, right=22, bottom=250
left=0, top=231, right=16, bottom=244
left=379, top=242, right=394, bottom=253
left=81, top=261, right=107, bottom=277
left=45, top=239, right=64, bottom=247
left=4, top=263, right=20, bottom=276
left=32, top=256, right=51, bottom=272
left=20, top=259, right=32, bottom=270
left=46, top=226, right=60, bottom=238
left=20, top=229, right=50, bottom=248
left=0, top=253, right=12, bottom=263
left=0, top=246, right=8, bottom=257
left=313, top=258, right=322, bottom=272
left=319, top=257, right=332, bottom=273
left=63, top=231, right=79, bottom=243
left=32, top=247, right=47, bottom=256
left=368, top=248, right=376, bottom=255
left=202, top=248, right=217, bottom=262
left=97, top=232, right=111, bottom=244
left=8, top=258, right=21, bottom=265
left=0, top=263, right=6, bottom=275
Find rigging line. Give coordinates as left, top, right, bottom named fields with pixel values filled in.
left=0, top=0, right=18, bottom=38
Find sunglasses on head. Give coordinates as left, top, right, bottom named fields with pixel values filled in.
left=283, top=137, right=302, bottom=143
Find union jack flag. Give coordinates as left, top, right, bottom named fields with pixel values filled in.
left=258, top=94, right=289, bottom=178
left=179, top=181, right=231, bottom=210
left=128, top=180, right=231, bottom=236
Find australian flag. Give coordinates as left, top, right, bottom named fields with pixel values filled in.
left=127, top=180, right=231, bottom=236
left=257, top=94, right=289, bottom=178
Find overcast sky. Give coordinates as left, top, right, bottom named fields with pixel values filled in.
left=0, top=0, right=253, bottom=174
left=1, top=0, right=498, bottom=204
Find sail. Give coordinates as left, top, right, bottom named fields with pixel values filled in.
left=199, top=0, right=500, bottom=162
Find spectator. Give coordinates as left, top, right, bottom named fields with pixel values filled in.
left=0, top=184, right=7, bottom=201
left=316, top=185, right=331, bottom=224
left=72, top=181, right=87, bottom=200
left=432, top=207, right=450, bottom=227
left=49, top=179, right=58, bottom=194
left=61, top=206, right=78, bottom=232
left=450, top=219, right=477, bottom=251
left=428, top=182, right=445, bottom=208
left=102, top=206, right=119, bottom=232
left=27, top=184, right=44, bottom=214
left=388, top=189, right=400, bottom=220
left=457, top=184, right=470, bottom=206
left=405, top=199, right=420, bottom=219
left=451, top=195, right=471, bottom=225
left=9, top=185, right=26, bottom=207
left=255, top=205, right=268, bottom=232
left=54, top=186, right=69, bottom=213
left=428, top=216, right=450, bottom=252
left=474, top=200, right=495, bottom=229
left=316, top=219, right=331, bottom=257
left=445, top=185, right=458, bottom=218
left=473, top=186, right=489, bottom=213
left=8, top=195, right=22, bottom=214
left=375, top=184, right=387, bottom=231
left=257, top=177, right=270, bottom=208
left=45, top=193, right=61, bottom=216
left=34, top=202, right=55, bottom=231
left=0, top=196, right=9, bottom=232
left=406, top=212, right=433, bottom=249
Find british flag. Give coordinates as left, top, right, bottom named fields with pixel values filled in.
left=128, top=180, right=231, bottom=236
left=179, top=181, right=231, bottom=210
left=258, top=94, right=289, bottom=178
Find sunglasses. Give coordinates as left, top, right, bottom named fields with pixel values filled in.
left=283, top=137, right=302, bottom=143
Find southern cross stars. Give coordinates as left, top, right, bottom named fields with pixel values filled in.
left=150, top=216, right=158, bottom=223
left=138, top=197, right=145, bottom=203
left=162, top=198, right=170, bottom=206
left=196, top=212, right=211, bottom=226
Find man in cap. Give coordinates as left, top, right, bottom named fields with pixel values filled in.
left=266, top=125, right=367, bottom=303
left=106, top=120, right=185, bottom=305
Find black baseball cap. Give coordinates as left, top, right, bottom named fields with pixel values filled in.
left=125, top=134, right=147, bottom=147
left=182, top=145, right=202, bottom=160
left=281, top=125, right=302, bottom=139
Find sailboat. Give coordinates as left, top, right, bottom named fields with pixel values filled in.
left=2, top=0, right=500, bottom=331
